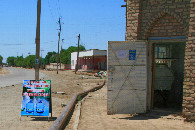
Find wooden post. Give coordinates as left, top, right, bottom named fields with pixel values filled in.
left=35, top=0, right=41, bottom=80
left=57, top=32, right=60, bottom=74
left=75, top=34, right=80, bottom=74
left=57, top=17, right=61, bottom=74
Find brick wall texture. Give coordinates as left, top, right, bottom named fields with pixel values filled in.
left=183, top=1, right=195, bottom=121
left=125, top=0, right=195, bottom=121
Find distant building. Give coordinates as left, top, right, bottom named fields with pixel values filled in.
left=71, top=49, right=107, bottom=71
left=45, top=63, right=71, bottom=70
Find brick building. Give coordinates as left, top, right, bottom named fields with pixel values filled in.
left=71, top=49, right=107, bottom=71
left=124, top=0, right=195, bottom=121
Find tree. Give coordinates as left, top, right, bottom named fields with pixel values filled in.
left=45, top=51, right=57, bottom=65
left=0, top=55, right=3, bottom=64
left=6, top=55, right=40, bottom=68
left=15, top=56, right=24, bottom=67
left=61, top=45, right=86, bottom=64
left=7, top=56, right=16, bottom=66
left=24, top=55, right=35, bottom=68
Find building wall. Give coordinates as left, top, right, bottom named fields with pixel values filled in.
left=126, top=0, right=140, bottom=40
left=78, top=56, right=94, bottom=70
left=93, top=56, right=107, bottom=70
left=78, top=56, right=107, bottom=70
left=71, top=52, right=77, bottom=70
left=93, top=50, right=107, bottom=56
left=45, top=63, right=70, bottom=70
left=71, top=50, right=107, bottom=70
left=183, top=0, right=195, bottom=121
left=79, top=50, right=93, bottom=57
left=126, top=0, right=191, bottom=40
left=125, top=0, right=195, bottom=121
left=140, top=0, right=191, bottom=39
left=77, top=50, right=106, bottom=57
left=146, top=15, right=185, bottom=38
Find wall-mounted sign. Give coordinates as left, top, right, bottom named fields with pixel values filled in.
left=116, top=50, right=127, bottom=59
left=129, top=50, right=136, bottom=60
left=21, top=80, right=52, bottom=117
left=35, top=59, right=39, bottom=64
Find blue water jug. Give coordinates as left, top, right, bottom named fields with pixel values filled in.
left=36, top=100, right=44, bottom=113
left=26, top=100, right=34, bottom=113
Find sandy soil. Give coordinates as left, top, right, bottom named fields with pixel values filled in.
left=0, top=70, right=102, bottom=130
left=0, top=69, right=194, bottom=130
left=0, top=68, right=10, bottom=75
left=67, top=84, right=195, bottom=130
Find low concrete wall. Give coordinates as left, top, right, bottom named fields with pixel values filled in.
left=45, top=63, right=71, bottom=70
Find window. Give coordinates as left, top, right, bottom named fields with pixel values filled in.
left=155, top=45, right=170, bottom=59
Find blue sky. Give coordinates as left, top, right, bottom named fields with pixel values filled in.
left=0, top=0, right=126, bottom=62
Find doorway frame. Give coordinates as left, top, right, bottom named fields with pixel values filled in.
left=147, top=36, right=186, bottom=110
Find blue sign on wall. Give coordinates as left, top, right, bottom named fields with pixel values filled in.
left=129, top=50, right=136, bottom=60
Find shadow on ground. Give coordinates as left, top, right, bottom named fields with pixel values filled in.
left=119, top=109, right=182, bottom=120
left=31, top=117, right=57, bottom=121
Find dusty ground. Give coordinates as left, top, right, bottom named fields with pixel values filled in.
left=67, top=85, right=195, bottom=130
left=0, top=69, right=102, bottom=130
left=0, top=67, right=10, bottom=75
left=0, top=68, right=194, bottom=130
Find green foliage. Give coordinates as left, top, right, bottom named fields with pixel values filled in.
left=45, top=51, right=57, bottom=65
left=15, top=56, right=24, bottom=67
left=5, top=45, right=86, bottom=68
left=7, top=56, right=16, bottom=66
left=24, top=55, right=35, bottom=68
left=7, top=55, right=35, bottom=68
left=44, top=45, right=86, bottom=65
left=77, top=95, right=82, bottom=101
left=61, top=45, right=86, bottom=64
left=0, top=55, right=3, bottom=64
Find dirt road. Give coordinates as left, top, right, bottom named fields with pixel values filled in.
left=0, top=68, right=194, bottom=130
left=0, top=67, right=45, bottom=88
left=67, top=85, right=195, bottom=130
left=0, top=67, right=10, bottom=75
left=0, top=69, right=102, bottom=130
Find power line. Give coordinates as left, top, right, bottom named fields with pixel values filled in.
left=48, top=0, right=61, bottom=22
left=1, top=44, right=23, bottom=46
left=79, top=38, right=88, bottom=49
left=57, top=0, right=61, bottom=17
left=47, top=0, right=55, bottom=21
left=55, top=0, right=61, bottom=17
left=0, top=41, right=56, bottom=45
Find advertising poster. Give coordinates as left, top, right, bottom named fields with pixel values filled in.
left=21, top=80, right=51, bottom=116
left=129, top=50, right=136, bottom=60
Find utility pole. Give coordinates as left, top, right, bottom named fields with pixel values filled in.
left=35, top=0, right=41, bottom=80
left=75, top=34, right=80, bottom=74
left=40, top=50, right=44, bottom=69
left=60, top=39, right=64, bottom=70
left=57, top=17, right=61, bottom=74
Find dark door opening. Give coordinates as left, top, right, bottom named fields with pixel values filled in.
left=152, top=42, right=185, bottom=111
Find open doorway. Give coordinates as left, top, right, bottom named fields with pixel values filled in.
left=152, top=42, right=185, bottom=111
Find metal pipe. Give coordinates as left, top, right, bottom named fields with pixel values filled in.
left=50, top=78, right=105, bottom=130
